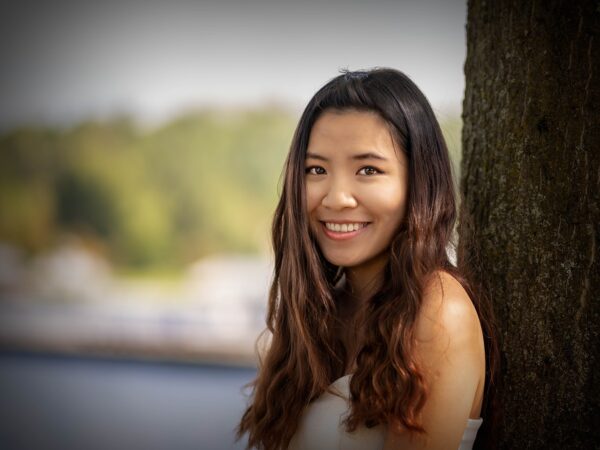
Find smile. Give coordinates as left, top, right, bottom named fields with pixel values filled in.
left=320, top=221, right=370, bottom=240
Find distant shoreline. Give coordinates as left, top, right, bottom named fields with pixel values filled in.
left=0, top=339, right=257, bottom=370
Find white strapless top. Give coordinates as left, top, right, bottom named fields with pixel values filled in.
left=289, top=374, right=483, bottom=450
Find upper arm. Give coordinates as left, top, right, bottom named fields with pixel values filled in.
left=383, top=271, right=485, bottom=450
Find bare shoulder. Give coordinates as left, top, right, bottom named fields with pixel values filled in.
left=415, top=270, right=483, bottom=362
left=383, top=271, right=486, bottom=448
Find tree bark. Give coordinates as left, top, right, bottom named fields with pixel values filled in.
left=459, top=1, right=599, bottom=449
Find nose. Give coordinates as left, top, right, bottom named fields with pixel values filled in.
left=321, top=178, right=358, bottom=210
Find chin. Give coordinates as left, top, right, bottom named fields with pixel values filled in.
left=321, top=251, right=364, bottom=268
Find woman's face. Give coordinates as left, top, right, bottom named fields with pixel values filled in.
left=305, top=109, right=409, bottom=272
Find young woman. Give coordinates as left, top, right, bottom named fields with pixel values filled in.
left=237, top=68, right=498, bottom=450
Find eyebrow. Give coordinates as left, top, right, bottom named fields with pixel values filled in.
left=305, top=151, right=389, bottom=162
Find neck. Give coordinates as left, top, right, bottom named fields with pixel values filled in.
left=344, top=252, right=388, bottom=305
left=336, top=254, right=388, bottom=375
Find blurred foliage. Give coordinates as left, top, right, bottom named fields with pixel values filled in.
left=0, top=108, right=461, bottom=271
left=438, top=113, right=463, bottom=185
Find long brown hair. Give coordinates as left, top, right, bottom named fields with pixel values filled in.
left=236, top=68, right=499, bottom=450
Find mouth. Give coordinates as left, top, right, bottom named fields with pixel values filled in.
left=320, top=221, right=370, bottom=241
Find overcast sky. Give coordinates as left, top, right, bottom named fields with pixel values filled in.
left=0, top=0, right=467, bottom=130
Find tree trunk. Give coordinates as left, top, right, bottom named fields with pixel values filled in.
left=459, top=1, right=599, bottom=449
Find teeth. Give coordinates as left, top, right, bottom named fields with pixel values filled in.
left=325, top=222, right=366, bottom=233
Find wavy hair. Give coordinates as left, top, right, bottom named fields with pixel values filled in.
left=236, top=68, right=499, bottom=450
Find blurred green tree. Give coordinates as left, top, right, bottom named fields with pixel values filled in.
left=0, top=108, right=461, bottom=273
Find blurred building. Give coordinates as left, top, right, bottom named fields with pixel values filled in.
left=0, top=239, right=270, bottom=366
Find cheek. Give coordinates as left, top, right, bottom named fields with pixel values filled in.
left=305, top=188, right=323, bottom=237
left=305, top=185, right=321, bottom=214
left=364, top=184, right=408, bottom=220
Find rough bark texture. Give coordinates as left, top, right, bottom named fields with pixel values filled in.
left=459, top=1, right=599, bottom=449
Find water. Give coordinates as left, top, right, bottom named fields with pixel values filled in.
left=0, top=351, right=257, bottom=450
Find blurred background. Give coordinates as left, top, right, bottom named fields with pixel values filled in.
left=0, top=0, right=465, bottom=449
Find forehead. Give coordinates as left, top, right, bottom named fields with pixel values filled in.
left=307, top=109, right=401, bottom=158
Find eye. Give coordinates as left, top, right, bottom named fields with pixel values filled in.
left=305, top=166, right=327, bottom=175
left=357, top=166, right=382, bottom=176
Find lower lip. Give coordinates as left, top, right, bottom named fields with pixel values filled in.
left=321, top=222, right=370, bottom=241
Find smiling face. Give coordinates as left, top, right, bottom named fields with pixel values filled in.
left=305, top=109, right=409, bottom=279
